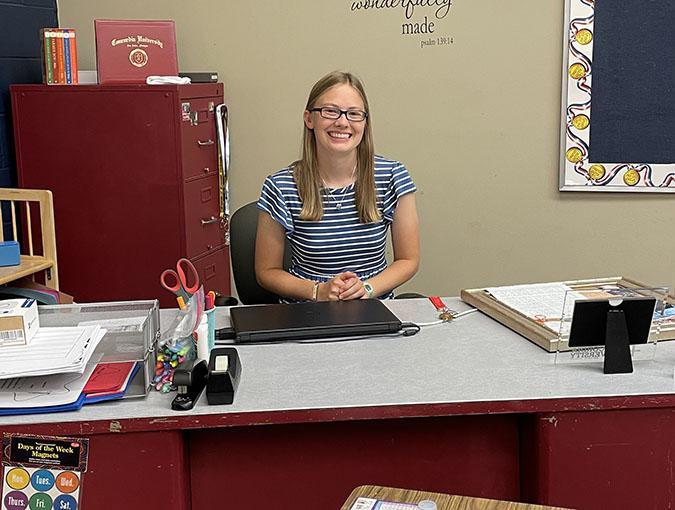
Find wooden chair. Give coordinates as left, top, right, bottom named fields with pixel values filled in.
left=0, top=188, right=58, bottom=289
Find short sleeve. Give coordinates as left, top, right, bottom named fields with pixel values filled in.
left=257, top=175, right=295, bottom=234
left=382, top=163, right=416, bottom=222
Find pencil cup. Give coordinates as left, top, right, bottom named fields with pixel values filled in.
left=206, top=308, right=216, bottom=352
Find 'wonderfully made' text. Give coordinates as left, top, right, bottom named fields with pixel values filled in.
left=351, top=0, right=452, bottom=20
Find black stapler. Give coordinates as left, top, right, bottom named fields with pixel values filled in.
left=206, top=348, right=241, bottom=405
left=171, top=359, right=208, bottom=411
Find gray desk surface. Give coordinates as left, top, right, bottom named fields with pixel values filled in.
left=2, top=298, right=675, bottom=428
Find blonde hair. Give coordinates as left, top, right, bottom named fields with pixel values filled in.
left=293, top=71, right=379, bottom=223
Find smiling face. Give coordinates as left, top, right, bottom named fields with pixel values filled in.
left=303, top=83, right=367, bottom=159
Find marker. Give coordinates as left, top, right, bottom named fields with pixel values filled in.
left=206, top=291, right=216, bottom=310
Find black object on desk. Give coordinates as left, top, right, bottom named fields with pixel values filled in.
left=179, top=71, right=219, bottom=83
left=229, top=300, right=403, bottom=343
left=206, top=348, right=241, bottom=405
left=171, top=359, right=208, bottom=411
left=568, top=297, right=656, bottom=374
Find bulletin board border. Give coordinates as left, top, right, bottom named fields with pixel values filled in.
left=558, top=0, right=675, bottom=192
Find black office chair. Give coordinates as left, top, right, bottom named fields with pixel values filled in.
left=229, top=202, right=292, bottom=305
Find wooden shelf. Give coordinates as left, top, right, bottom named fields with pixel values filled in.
left=0, top=188, right=58, bottom=290
left=0, top=256, right=53, bottom=286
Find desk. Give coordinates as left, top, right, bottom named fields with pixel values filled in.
left=341, top=485, right=570, bottom=510
left=1, top=298, right=675, bottom=510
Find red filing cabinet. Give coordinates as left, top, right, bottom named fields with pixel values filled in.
left=10, top=84, right=230, bottom=307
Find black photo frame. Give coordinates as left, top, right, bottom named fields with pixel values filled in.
left=568, top=297, right=656, bottom=374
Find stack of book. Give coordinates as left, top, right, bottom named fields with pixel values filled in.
left=40, top=28, right=79, bottom=85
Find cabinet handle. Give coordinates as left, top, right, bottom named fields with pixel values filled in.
left=201, top=216, right=218, bottom=225
left=203, top=167, right=210, bottom=173
left=197, top=139, right=215, bottom=146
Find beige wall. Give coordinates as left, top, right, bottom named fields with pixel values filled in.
left=59, top=0, right=675, bottom=296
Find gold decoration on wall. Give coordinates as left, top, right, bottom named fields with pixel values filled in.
left=588, top=164, right=606, bottom=181
left=623, top=168, right=640, bottom=186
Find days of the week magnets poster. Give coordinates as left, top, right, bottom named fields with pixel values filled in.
left=1, top=434, right=88, bottom=510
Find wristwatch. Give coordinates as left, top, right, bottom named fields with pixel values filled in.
left=363, top=281, right=375, bottom=299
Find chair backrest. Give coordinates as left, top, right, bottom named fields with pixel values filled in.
left=229, top=202, right=291, bottom=305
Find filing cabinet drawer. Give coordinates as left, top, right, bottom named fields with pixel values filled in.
left=191, top=247, right=230, bottom=298
left=184, top=175, right=225, bottom=258
left=180, top=97, right=219, bottom=181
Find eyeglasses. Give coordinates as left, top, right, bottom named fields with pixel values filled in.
left=309, top=107, right=368, bottom=122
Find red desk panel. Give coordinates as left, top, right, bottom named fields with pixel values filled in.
left=189, top=415, right=520, bottom=510
left=4, top=395, right=675, bottom=509
left=521, top=407, right=675, bottom=510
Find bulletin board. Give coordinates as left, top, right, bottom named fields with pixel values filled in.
left=559, top=0, right=675, bottom=192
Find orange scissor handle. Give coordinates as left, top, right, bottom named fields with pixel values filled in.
left=160, top=258, right=200, bottom=299
left=175, top=258, right=199, bottom=295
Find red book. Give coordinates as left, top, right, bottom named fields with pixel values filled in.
left=94, top=19, right=178, bottom=84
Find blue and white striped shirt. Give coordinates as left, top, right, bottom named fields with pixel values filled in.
left=257, top=155, right=416, bottom=300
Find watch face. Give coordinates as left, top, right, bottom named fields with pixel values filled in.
left=364, top=283, right=373, bottom=297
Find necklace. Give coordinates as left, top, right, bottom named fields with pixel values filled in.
left=321, top=166, right=356, bottom=210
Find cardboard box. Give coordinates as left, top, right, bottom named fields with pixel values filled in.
left=0, top=299, right=39, bottom=347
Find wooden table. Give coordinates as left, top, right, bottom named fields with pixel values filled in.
left=341, top=485, right=570, bottom=510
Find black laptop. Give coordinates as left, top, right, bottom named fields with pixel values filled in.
left=229, top=299, right=403, bottom=343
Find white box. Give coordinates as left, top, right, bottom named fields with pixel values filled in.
left=0, top=299, right=39, bottom=347
left=77, top=70, right=98, bottom=84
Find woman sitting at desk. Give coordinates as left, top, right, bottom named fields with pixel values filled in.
left=256, top=71, right=419, bottom=302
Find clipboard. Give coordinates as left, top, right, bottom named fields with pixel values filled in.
left=460, top=276, right=675, bottom=352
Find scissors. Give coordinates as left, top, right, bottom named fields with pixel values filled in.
left=160, top=258, right=200, bottom=302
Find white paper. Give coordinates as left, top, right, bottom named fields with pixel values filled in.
left=0, top=326, right=106, bottom=379
left=486, top=282, right=585, bottom=325
left=350, top=498, right=418, bottom=510
left=0, top=362, right=97, bottom=408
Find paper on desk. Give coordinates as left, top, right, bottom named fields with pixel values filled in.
left=78, top=316, right=147, bottom=332
left=0, top=362, right=98, bottom=408
left=486, top=282, right=585, bottom=321
left=0, top=326, right=106, bottom=379
left=350, top=497, right=417, bottom=510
